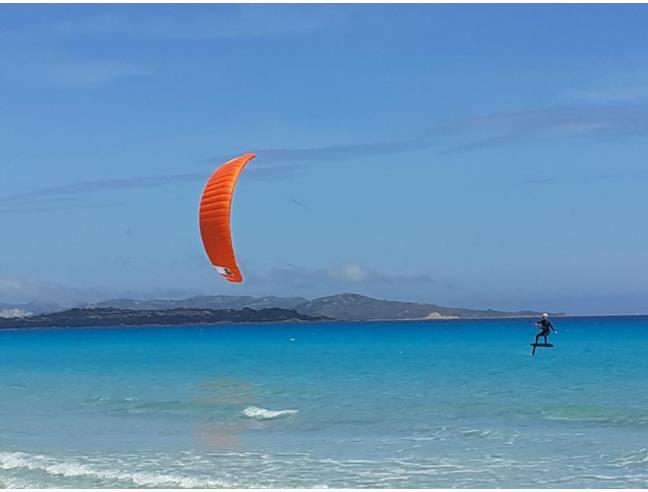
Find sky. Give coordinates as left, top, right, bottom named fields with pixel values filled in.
left=1, top=4, right=648, bottom=315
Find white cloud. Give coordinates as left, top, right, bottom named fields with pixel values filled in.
left=327, top=263, right=369, bottom=282
left=0, top=262, right=450, bottom=307
left=0, top=308, right=29, bottom=318
left=240, top=262, right=442, bottom=301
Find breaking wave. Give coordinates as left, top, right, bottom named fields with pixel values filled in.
left=0, top=451, right=238, bottom=488
left=242, top=406, right=298, bottom=420
left=2, top=447, right=648, bottom=488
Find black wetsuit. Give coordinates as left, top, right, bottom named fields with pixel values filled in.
left=535, top=318, right=556, bottom=344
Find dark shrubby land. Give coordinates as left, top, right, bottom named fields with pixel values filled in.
left=0, top=307, right=328, bottom=329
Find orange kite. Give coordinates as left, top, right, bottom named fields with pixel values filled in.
left=199, top=153, right=256, bottom=283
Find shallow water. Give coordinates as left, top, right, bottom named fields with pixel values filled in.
left=1, top=317, right=647, bottom=487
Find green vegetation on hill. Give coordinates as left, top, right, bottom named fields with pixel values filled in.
left=295, top=293, right=550, bottom=321
left=0, top=307, right=327, bottom=329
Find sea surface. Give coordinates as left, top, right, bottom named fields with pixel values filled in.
left=1, top=317, right=647, bottom=488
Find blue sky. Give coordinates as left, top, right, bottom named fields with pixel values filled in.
left=1, top=4, right=648, bottom=314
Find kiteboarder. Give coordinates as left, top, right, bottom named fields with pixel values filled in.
left=534, top=313, right=557, bottom=345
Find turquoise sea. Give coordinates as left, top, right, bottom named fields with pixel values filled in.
left=1, top=317, right=647, bottom=488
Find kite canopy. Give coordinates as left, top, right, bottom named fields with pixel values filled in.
left=199, top=153, right=255, bottom=283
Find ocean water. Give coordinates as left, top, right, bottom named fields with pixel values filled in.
left=1, top=317, right=647, bottom=488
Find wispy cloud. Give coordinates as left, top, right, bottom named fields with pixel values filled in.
left=0, top=11, right=152, bottom=87
left=441, top=106, right=648, bottom=153
left=0, top=263, right=445, bottom=306
left=0, top=139, right=425, bottom=206
left=247, top=262, right=438, bottom=293
left=568, top=86, right=648, bottom=104
left=212, top=139, right=428, bottom=166
left=231, top=262, right=462, bottom=305
left=0, top=165, right=305, bottom=205
left=0, top=203, right=117, bottom=215
left=9, top=173, right=203, bottom=200
left=524, top=173, right=625, bottom=185
left=0, top=195, right=120, bottom=214
left=0, top=276, right=107, bottom=306
left=48, top=59, right=153, bottom=86
left=52, top=5, right=343, bottom=39
left=1, top=6, right=341, bottom=89
left=0, top=51, right=153, bottom=87
left=0, top=275, right=202, bottom=306
left=4, top=105, right=646, bottom=207
left=225, top=106, right=648, bottom=162
left=328, top=263, right=370, bottom=282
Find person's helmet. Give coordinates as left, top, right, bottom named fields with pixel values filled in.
left=542, top=313, right=548, bottom=318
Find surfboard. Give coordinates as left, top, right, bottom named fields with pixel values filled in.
left=530, top=342, right=554, bottom=356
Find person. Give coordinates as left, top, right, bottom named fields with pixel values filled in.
left=534, top=313, right=557, bottom=344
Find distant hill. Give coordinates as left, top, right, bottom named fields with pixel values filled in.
left=0, top=307, right=327, bottom=329
left=94, top=295, right=307, bottom=311
left=88, top=293, right=551, bottom=321
left=0, top=301, right=63, bottom=316
left=294, top=293, right=548, bottom=321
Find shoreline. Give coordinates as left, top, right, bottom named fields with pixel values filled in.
left=2, top=313, right=647, bottom=332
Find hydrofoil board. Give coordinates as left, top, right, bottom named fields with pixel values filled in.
left=530, top=342, right=554, bottom=356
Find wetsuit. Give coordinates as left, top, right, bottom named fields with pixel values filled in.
left=535, top=318, right=556, bottom=344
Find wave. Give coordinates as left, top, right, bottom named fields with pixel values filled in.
left=242, top=406, right=299, bottom=420
left=612, top=448, right=648, bottom=467
left=0, top=451, right=238, bottom=488
left=541, top=405, right=648, bottom=424
left=2, top=447, right=648, bottom=488
left=84, top=397, right=301, bottom=421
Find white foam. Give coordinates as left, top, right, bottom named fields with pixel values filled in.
left=0, top=451, right=34, bottom=470
left=612, top=448, right=648, bottom=467
left=4, top=446, right=646, bottom=488
left=0, top=451, right=236, bottom=488
left=242, top=406, right=298, bottom=420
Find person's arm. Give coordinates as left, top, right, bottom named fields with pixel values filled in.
left=549, top=321, right=557, bottom=334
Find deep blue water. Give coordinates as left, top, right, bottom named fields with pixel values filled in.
left=1, top=317, right=647, bottom=487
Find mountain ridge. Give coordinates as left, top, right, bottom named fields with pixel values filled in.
left=0, top=293, right=558, bottom=321
left=91, top=293, right=555, bottom=320
left=294, top=293, right=553, bottom=320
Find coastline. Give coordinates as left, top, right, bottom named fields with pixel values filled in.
left=2, top=313, right=647, bottom=332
